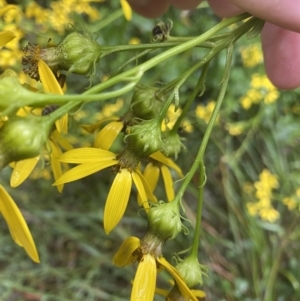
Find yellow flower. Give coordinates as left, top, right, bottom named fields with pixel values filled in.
left=0, top=185, right=39, bottom=262
left=195, top=101, right=218, bottom=124
left=0, top=5, right=17, bottom=48
left=239, top=44, right=263, bottom=68
left=120, top=0, right=132, bottom=21
left=53, top=147, right=156, bottom=233
left=113, top=236, right=198, bottom=301
left=140, top=151, right=183, bottom=202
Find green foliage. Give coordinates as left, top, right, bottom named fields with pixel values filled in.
left=1, top=0, right=300, bottom=300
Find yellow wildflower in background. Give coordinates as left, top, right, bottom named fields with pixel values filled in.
left=162, top=104, right=193, bottom=132
left=240, top=74, right=280, bottom=110
left=225, top=122, right=244, bottom=136
left=246, top=169, right=279, bottom=222
left=195, top=100, right=218, bottom=124
left=239, top=43, right=263, bottom=68
left=283, top=188, right=300, bottom=211
left=120, top=0, right=132, bottom=21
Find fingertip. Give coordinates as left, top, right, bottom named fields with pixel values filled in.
left=262, top=23, right=300, bottom=90
left=127, top=0, right=170, bottom=18
left=207, top=0, right=244, bottom=18
left=170, top=0, right=202, bottom=10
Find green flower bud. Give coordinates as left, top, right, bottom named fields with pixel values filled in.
left=161, top=130, right=184, bottom=159
left=175, top=256, right=208, bottom=287
left=147, top=201, right=182, bottom=241
left=22, top=31, right=102, bottom=81
left=126, top=119, right=163, bottom=157
left=0, top=116, right=51, bottom=170
left=130, top=84, right=166, bottom=120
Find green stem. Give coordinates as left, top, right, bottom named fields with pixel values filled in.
left=173, top=45, right=233, bottom=207
left=172, top=61, right=210, bottom=133
left=84, top=13, right=250, bottom=96
left=191, top=162, right=206, bottom=257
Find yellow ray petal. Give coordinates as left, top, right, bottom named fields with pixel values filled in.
left=0, top=30, right=16, bottom=47
left=161, top=165, right=175, bottom=202
left=50, top=130, right=73, bottom=151
left=138, top=163, right=159, bottom=205
left=150, top=151, right=183, bottom=177
left=113, top=236, right=140, bottom=267
left=55, top=114, right=68, bottom=134
left=0, top=185, right=40, bottom=263
left=58, top=148, right=116, bottom=163
left=81, top=116, right=119, bottom=133
left=10, top=156, right=40, bottom=188
left=53, top=160, right=116, bottom=185
left=135, top=169, right=157, bottom=203
left=192, top=289, right=206, bottom=298
left=104, top=169, right=132, bottom=234
left=38, top=60, right=64, bottom=94
left=49, top=140, right=64, bottom=193
left=157, top=257, right=198, bottom=301
left=0, top=5, right=17, bottom=16
left=94, top=121, right=123, bottom=150
left=143, top=163, right=160, bottom=192
left=120, top=0, right=132, bottom=21
left=131, top=254, right=156, bottom=301
left=154, top=287, right=169, bottom=297
left=132, top=171, right=149, bottom=209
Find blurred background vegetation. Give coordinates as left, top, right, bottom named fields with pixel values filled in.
left=1, top=0, right=300, bottom=300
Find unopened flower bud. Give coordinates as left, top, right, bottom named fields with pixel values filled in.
left=22, top=31, right=102, bottom=81
left=130, top=84, right=166, bottom=120
left=175, top=256, right=208, bottom=287
left=161, top=130, right=184, bottom=159
left=0, top=116, right=51, bottom=170
left=147, top=201, right=182, bottom=241
left=126, top=119, right=163, bottom=157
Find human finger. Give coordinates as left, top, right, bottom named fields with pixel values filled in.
left=261, top=23, right=300, bottom=90
left=170, top=0, right=202, bottom=10
left=207, top=0, right=243, bottom=17
left=230, top=0, right=300, bottom=33
left=127, top=0, right=169, bottom=18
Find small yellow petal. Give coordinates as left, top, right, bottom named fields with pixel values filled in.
left=155, top=287, right=169, bottom=297
left=0, top=185, right=40, bottom=263
left=131, top=254, right=156, bottom=301
left=38, top=60, right=63, bottom=94
left=94, top=121, right=123, bottom=150
left=138, top=163, right=159, bottom=205
left=192, top=289, right=206, bottom=298
left=157, top=257, right=197, bottom=301
left=58, top=148, right=116, bottom=163
left=10, top=156, right=40, bottom=188
left=143, top=163, right=160, bottom=192
left=161, top=165, right=175, bottom=202
left=53, top=160, right=116, bottom=185
left=150, top=152, right=183, bottom=178
left=55, top=114, right=68, bottom=134
left=0, top=5, right=17, bottom=16
left=50, top=130, right=73, bottom=151
left=81, top=116, right=119, bottom=133
left=104, top=169, right=132, bottom=234
left=135, top=169, right=157, bottom=203
left=120, top=0, right=132, bottom=21
left=49, top=140, right=64, bottom=193
left=132, top=171, right=150, bottom=209
left=113, top=236, right=140, bottom=267
left=0, top=30, right=16, bottom=47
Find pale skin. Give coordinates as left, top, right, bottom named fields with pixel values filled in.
left=128, top=0, right=300, bottom=90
